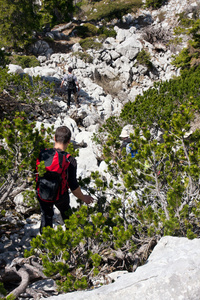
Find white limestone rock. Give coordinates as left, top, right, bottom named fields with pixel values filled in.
left=8, top=64, right=24, bottom=74
left=13, top=193, right=33, bottom=214
left=116, top=37, right=142, bottom=61
left=72, top=43, right=83, bottom=53
left=76, top=147, right=98, bottom=177
left=41, top=236, right=200, bottom=300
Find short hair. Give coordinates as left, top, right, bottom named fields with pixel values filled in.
left=68, top=67, right=73, bottom=73
left=55, top=126, right=71, bottom=144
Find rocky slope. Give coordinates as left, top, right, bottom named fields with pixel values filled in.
left=2, top=0, right=200, bottom=298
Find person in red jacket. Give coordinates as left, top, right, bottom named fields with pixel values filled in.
left=36, top=125, right=93, bottom=233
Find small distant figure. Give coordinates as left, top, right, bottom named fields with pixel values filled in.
left=60, top=67, right=80, bottom=108
left=120, top=125, right=138, bottom=158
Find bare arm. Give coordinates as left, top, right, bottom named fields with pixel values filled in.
left=72, top=187, right=93, bottom=204
left=75, top=81, right=80, bottom=91
left=60, top=80, right=64, bottom=88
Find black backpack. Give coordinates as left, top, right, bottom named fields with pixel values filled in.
left=36, top=148, right=70, bottom=202
left=66, top=74, right=76, bottom=90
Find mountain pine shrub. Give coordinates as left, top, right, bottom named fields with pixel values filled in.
left=79, top=37, right=102, bottom=50
left=0, top=112, right=53, bottom=205
left=0, top=69, right=55, bottom=106
left=172, top=8, right=200, bottom=69
left=38, top=0, right=74, bottom=29
left=25, top=198, right=140, bottom=292
left=100, top=103, right=200, bottom=238
left=120, top=65, right=200, bottom=128
left=72, top=51, right=93, bottom=63
left=0, top=49, right=11, bottom=68
left=136, top=49, right=153, bottom=70
left=86, top=0, right=142, bottom=22
left=145, top=0, right=164, bottom=9
left=0, top=0, right=40, bottom=51
left=10, top=55, right=40, bottom=68
left=75, top=23, right=99, bottom=38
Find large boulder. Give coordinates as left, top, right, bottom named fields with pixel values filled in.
left=116, top=37, right=142, bottom=60
left=30, top=40, right=53, bottom=57
left=41, top=236, right=200, bottom=300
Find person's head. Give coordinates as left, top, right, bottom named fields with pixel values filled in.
left=55, top=126, right=71, bottom=145
left=68, top=67, right=73, bottom=73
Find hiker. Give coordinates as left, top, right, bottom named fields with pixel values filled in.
left=36, top=126, right=93, bottom=233
left=60, top=67, right=80, bottom=108
left=120, top=125, right=138, bottom=157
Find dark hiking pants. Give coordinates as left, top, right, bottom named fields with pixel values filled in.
left=38, top=195, right=72, bottom=233
left=67, top=88, right=78, bottom=107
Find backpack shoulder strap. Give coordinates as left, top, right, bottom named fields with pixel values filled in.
left=66, top=153, right=71, bottom=159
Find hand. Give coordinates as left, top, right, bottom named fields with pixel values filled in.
left=72, top=187, right=94, bottom=205
left=83, top=195, right=94, bottom=205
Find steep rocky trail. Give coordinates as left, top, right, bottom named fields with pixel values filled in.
left=1, top=0, right=200, bottom=298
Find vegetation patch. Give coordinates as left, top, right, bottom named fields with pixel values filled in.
left=74, top=23, right=117, bottom=46
left=75, top=23, right=99, bottom=38
left=120, top=65, right=200, bottom=127
left=79, top=37, right=103, bottom=50
left=145, top=0, right=165, bottom=9
left=172, top=6, right=200, bottom=69
left=72, top=51, right=93, bottom=63
left=136, top=49, right=153, bottom=70
left=9, top=55, right=40, bottom=68
left=86, top=0, right=142, bottom=22
left=97, top=25, right=117, bottom=38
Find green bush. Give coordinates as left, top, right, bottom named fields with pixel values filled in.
left=10, top=55, right=40, bottom=68
left=120, top=65, right=200, bottom=127
left=0, top=112, right=54, bottom=206
left=0, top=68, right=55, bottom=105
left=0, top=0, right=40, bottom=51
left=25, top=200, right=139, bottom=292
left=97, top=26, right=117, bottom=38
left=172, top=48, right=191, bottom=69
left=87, top=0, right=142, bottom=22
left=39, top=0, right=74, bottom=28
left=136, top=49, right=152, bottom=69
left=172, top=9, right=200, bottom=69
left=75, top=23, right=116, bottom=41
left=95, top=104, right=200, bottom=239
left=0, top=49, right=11, bottom=67
left=72, top=51, right=93, bottom=63
left=79, top=37, right=102, bottom=50
left=75, top=23, right=99, bottom=38
left=0, top=282, right=7, bottom=297
left=145, top=0, right=164, bottom=9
